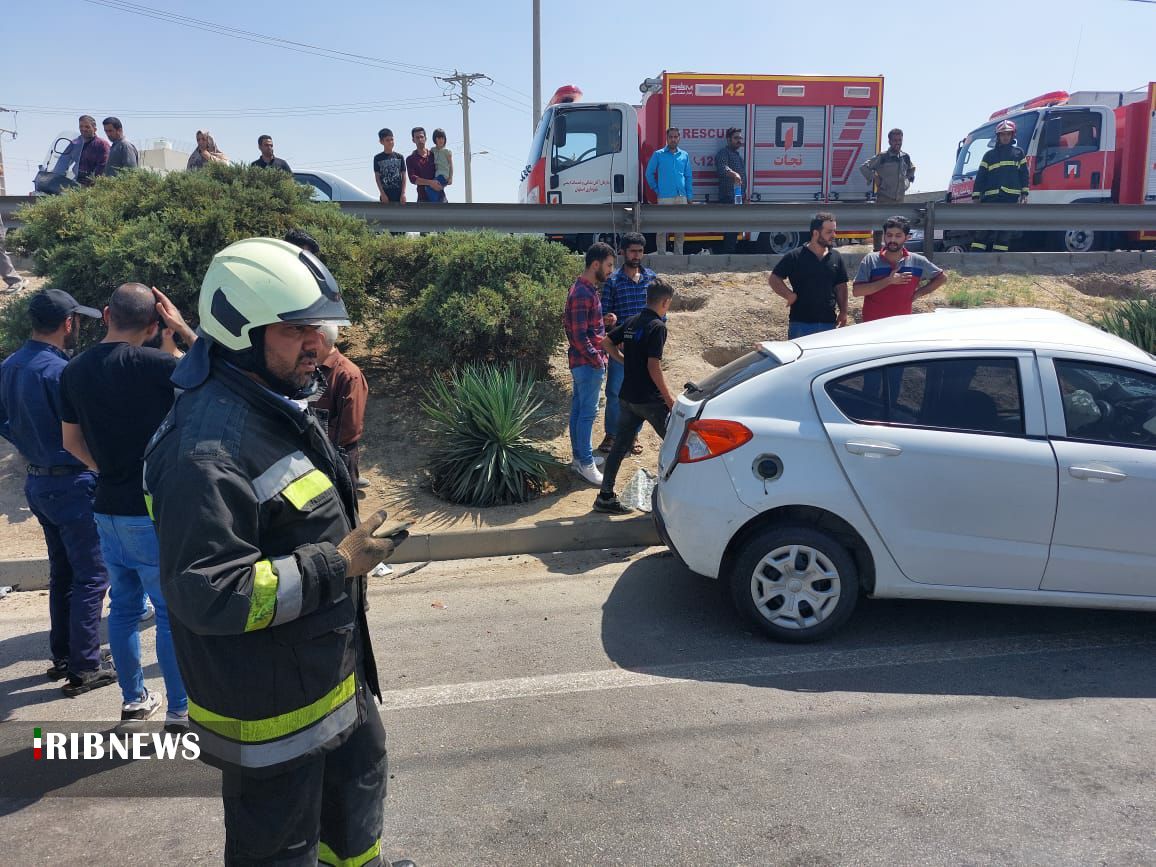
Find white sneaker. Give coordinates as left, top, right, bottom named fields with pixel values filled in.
left=571, top=456, right=604, bottom=470
left=121, top=688, right=163, bottom=722
left=574, top=461, right=603, bottom=486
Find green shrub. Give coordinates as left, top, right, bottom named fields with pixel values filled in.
left=1098, top=298, right=1156, bottom=354
left=372, top=232, right=577, bottom=371
left=421, top=363, right=557, bottom=506
left=0, top=295, right=34, bottom=358
left=10, top=164, right=377, bottom=334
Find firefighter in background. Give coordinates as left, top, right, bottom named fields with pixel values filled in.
left=144, top=238, right=415, bottom=867
left=970, top=119, right=1030, bottom=252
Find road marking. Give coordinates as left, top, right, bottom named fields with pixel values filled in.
left=379, top=631, right=1155, bottom=711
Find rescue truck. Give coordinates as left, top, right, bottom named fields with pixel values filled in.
left=518, top=72, right=884, bottom=252
left=947, top=84, right=1156, bottom=252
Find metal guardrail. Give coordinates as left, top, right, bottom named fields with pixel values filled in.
left=3, top=195, right=1155, bottom=235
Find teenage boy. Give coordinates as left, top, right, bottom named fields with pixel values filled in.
left=373, top=128, right=407, bottom=203
left=593, top=279, right=676, bottom=515
left=430, top=128, right=453, bottom=203
left=565, top=243, right=615, bottom=486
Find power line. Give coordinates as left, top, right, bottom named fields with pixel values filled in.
left=6, top=96, right=448, bottom=119
left=82, top=0, right=453, bottom=78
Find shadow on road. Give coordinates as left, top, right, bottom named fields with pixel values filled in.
left=600, top=552, right=1156, bottom=700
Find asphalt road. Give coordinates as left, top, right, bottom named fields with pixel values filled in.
left=1, top=547, right=1154, bottom=865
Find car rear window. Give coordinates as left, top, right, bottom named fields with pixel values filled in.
left=685, top=349, right=782, bottom=400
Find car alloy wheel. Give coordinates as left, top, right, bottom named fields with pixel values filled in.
left=729, top=525, right=859, bottom=642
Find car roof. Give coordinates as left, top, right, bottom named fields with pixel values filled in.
left=293, top=170, right=376, bottom=201
left=793, top=307, right=1153, bottom=364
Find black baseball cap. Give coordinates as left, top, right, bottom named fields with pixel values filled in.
left=28, top=289, right=102, bottom=331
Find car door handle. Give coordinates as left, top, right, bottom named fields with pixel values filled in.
left=1068, top=465, right=1127, bottom=482
left=845, top=441, right=902, bottom=457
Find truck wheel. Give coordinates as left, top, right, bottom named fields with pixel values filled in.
left=755, top=231, right=800, bottom=255
left=728, top=525, right=860, bottom=643
left=1062, top=229, right=1097, bottom=253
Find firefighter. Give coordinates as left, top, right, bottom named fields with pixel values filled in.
left=970, top=118, right=1030, bottom=252
left=144, top=238, right=415, bottom=867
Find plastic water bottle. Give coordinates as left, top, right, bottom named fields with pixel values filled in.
left=734, top=185, right=743, bottom=205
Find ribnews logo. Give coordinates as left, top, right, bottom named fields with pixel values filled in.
left=32, top=725, right=201, bottom=761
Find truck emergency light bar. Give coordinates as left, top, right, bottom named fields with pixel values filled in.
left=989, top=91, right=1070, bottom=119
left=547, top=85, right=583, bottom=107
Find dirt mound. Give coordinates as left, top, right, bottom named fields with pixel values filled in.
left=1067, top=270, right=1156, bottom=300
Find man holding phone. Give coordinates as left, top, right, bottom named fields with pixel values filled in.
left=144, top=238, right=414, bottom=867
left=852, top=215, right=946, bottom=322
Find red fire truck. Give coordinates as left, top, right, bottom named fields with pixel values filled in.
left=947, top=83, right=1156, bottom=252
left=518, top=71, right=884, bottom=252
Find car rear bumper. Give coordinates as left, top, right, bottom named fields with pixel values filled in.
left=653, top=464, right=758, bottom=580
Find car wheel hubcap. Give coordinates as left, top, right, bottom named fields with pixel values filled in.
left=750, top=544, right=841, bottom=631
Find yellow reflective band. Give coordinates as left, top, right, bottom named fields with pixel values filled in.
left=318, top=839, right=381, bottom=867
left=246, top=560, right=277, bottom=632
left=190, top=672, right=356, bottom=743
left=984, top=160, right=1020, bottom=170
left=999, top=186, right=1024, bottom=195
left=144, top=493, right=154, bottom=521
left=282, top=469, right=333, bottom=509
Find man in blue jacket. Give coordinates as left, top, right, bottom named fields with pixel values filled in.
left=645, top=127, right=694, bottom=254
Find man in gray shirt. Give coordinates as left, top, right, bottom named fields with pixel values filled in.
left=102, top=117, right=139, bottom=177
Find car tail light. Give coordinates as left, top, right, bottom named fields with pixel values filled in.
left=678, top=420, right=753, bottom=464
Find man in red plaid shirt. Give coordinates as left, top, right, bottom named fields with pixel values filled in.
left=564, top=242, right=616, bottom=486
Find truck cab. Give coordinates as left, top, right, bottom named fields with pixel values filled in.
left=520, top=102, right=639, bottom=207
left=948, top=88, right=1156, bottom=252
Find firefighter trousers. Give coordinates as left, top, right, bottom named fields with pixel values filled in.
left=222, top=697, right=388, bottom=866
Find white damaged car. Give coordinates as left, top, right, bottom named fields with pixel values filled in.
left=653, top=308, right=1156, bottom=642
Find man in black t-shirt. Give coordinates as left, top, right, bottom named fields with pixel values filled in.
left=593, top=279, right=676, bottom=515
left=373, top=127, right=407, bottom=203
left=768, top=211, right=849, bottom=339
left=60, top=283, right=197, bottom=728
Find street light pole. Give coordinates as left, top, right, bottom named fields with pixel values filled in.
left=532, top=0, right=542, bottom=131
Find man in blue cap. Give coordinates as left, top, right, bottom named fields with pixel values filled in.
left=0, top=289, right=114, bottom=695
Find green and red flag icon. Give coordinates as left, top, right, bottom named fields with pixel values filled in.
left=33, top=727, right=43, bottom=760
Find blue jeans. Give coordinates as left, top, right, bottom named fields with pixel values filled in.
left=25, top=471, right=108, bottom=674
left=787, top=320, right=837, bottom=340
left=569, top=364, right=606, bottom=465
left=95, top=513, right=186, bottom=712
left=604, top=358, right=624, bottom=436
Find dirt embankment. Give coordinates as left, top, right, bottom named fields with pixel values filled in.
left=2, top=265, right=1154, bottom=559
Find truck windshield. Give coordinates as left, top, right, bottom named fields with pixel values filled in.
left=524, top=106, right=555, bottom=177
left=953, top=113, right=1038, bottom=179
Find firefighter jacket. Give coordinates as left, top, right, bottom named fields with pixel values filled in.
left=971, top=143, right=1029, bottom=202
left=143, top=359, right=378, bottom=776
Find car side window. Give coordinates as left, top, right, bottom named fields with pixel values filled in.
left=1054, top=360, right=1156, bottom=448
left=294, top=174, right=333, bottom=202
left=826, top=357, right=1025, bottom=435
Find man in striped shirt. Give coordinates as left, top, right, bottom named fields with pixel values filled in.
left=597, top=232, right=657, bottom=455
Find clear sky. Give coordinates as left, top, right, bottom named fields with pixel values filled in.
left=2, top=0, right=1155, bottom=203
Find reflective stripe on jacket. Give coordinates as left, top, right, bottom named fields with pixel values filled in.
left=971, top=143, right=1029, bottom=202
left=144, top=359, right=376, bottom=776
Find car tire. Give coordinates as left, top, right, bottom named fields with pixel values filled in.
left=728, top=525, right=859, bottom=643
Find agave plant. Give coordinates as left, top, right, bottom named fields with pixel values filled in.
left=1098, top=298, right=1156, bottom=355
left=421, top=363, right=557, bottom=506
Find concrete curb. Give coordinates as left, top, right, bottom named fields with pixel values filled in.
left=0, top=514, right=661, bottom=591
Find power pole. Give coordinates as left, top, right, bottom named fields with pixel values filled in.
left=437, top=71, right=489, bottom=204
left=0, top=107, right=15, bottom=197
left=532, top=0, right=542, bottom=130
